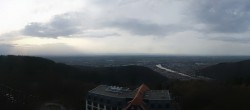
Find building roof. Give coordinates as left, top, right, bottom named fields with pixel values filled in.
left=88, top=85, right=171, bottom=100
left=89, top=85, right=134, bottom=98
left=144, top=90, right=171, bottom=100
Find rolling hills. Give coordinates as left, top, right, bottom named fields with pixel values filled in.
left=0, top=55, right=167, bottom=109
left=196, top=59, right=250, bottom=83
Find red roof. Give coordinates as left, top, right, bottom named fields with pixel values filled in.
left=125, top=84, right=150, bottom=110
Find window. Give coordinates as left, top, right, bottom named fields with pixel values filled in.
left=87, top=95, right=92, bottom=100
left=100, top=98, right=104, bottom=102
left=100, top=104, right=104, bottom=108
left=106, top=99, right=110, bottom=104
left=158, top=104, right=162, bottom=109
left=106, top=106, right=111, bottom=110
left=93, top=96, right=97, bottom=101
left=87, top=100, right=91, bottom=105
left=117, top=101, right=122, bottom=106
left=93, top=102, right=98, bottom=106
left=87, top=106, right=92, bottom=110
left=165, top=103, right=170, bottom=108
left=150, top=103, right=155, bottom=108
left=112, top=107, right=116, bottom=110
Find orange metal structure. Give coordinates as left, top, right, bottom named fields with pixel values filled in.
left=124, top=84, right=150, bottom=110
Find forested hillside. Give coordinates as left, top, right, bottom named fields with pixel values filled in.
left=0, top=55, right=167, bottom=109
left=196, top=59, right=250, bottom=84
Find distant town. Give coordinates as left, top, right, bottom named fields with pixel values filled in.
left=46, top=56, right=250, bottom=80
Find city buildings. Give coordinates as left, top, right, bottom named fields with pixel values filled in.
left=86, top=84, right=173, bottom=110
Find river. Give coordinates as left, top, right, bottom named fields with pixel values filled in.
left=156, top=64, right=193, bottom=78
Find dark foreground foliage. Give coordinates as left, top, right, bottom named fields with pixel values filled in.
left=170, top=80, right=250, bottom=110
left=0, top=55, right=166, bottom=110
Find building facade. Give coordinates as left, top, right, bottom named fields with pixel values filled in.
left=86, top=84, right=173, bottom=110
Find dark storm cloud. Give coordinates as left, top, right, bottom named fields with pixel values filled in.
left=108, top=18, right=184, bottom=36
left=190, top=0, right=250, bottom=33
left=22, top=13, right=82, bottom=38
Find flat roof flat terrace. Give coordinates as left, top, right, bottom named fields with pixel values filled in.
left=88, top=85, right=171, bottom=100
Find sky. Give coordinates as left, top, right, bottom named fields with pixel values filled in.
left=1, top=0, right=250, bottom=56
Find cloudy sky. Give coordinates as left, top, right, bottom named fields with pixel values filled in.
left=1, top=0, right=250, bottom=56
